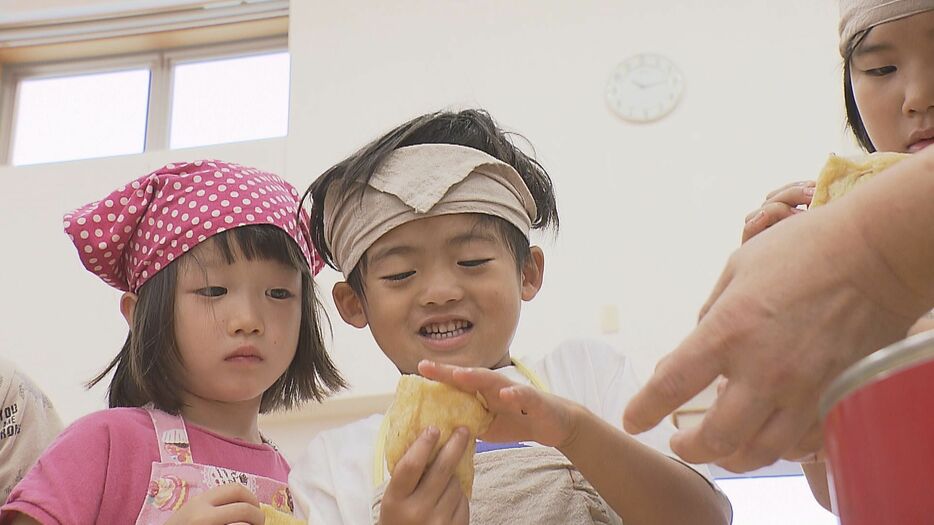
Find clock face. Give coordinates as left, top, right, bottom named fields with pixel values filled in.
left=606, top=53, right=684, bottom=123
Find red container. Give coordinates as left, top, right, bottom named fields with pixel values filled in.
left=820, top=331, right=934, bottom=524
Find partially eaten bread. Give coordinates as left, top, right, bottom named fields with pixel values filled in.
left=383, top=375, right=493, bottom=498
left=811, top=152, right=909, bottom=207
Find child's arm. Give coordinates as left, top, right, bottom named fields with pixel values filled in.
left=418, top=361, right=731, bottom=525
left=378, top=425, right=470, bottom=525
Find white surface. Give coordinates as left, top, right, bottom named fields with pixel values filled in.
left=716, top=476, right=838, bottom=525
left=12, top=69, right=149, bottom=165
left=285, top=0, right=856, bottom=401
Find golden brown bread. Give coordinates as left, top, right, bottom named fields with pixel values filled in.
left=811, top=152, right=910, bottom=207
left=260, top=503, right=306, bottom=524
left=383, top=374, right=493, bottom=499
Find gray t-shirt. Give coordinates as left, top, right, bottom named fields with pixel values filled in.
left=0, top=357, right=63, bottom=503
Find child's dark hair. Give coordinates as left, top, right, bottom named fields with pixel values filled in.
left=843, top=31, right=876, bottom=152
left=303, top=108, right=559, bottom=296
left=88, top=224, right=345, bottom=414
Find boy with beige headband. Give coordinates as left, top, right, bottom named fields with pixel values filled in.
left=290, top=109, right=731, bottom=525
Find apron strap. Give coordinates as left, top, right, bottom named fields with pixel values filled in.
left=147, top=407, right=194, bottom=464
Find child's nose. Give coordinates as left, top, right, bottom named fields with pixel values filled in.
left=903, top=67, right=934, bottom=116
left=227, top=297, right=265, bottom=335
left=419, top=271, right=464, bottom=306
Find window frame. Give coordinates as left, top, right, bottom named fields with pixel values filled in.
left=0, top=35, right=288, bottom=165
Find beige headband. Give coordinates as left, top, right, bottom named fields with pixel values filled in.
left=323, top=143, right=537, bottom=274
left=839, top=0, right=934, bottom=56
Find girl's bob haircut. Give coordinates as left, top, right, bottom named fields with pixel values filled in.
left=88, top=224, right=345, bottom=414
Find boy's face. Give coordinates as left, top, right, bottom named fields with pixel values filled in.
left=333, top=214, right=544, bottom=374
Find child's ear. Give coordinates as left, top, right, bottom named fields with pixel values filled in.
left=520, top=246, right=545, bottom=301
left=119, top=292, right=138, bottom=328
left=332, top=282, right=369, bottom=328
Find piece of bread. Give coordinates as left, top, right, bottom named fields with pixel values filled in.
left=260, top=503, right=306, bottom=524
left=383, top=375, right=493, bottom=499
left=811, top=152, right=909, bottom=207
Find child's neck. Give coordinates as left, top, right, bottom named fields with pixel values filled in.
left=179, top=396, right=263, bottom=444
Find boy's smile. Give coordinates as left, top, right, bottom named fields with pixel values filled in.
left=333, top=213, right=544, bottom=374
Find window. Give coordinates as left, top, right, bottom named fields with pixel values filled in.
left=170, top=50, right=290, bottom=149
left=11, top=68, right=150, bottom=166
left=0, top=38, right=289, bottom=166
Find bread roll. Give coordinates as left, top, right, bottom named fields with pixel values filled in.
left=384, top=375, right=493, bottom=498
left=811, top=152, right=909, bottom=207
left=260, top=503, right=306, bottom=525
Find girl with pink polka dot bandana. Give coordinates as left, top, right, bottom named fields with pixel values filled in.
left=1, top=160, right=344, bottom=525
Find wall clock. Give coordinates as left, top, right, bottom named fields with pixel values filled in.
left=606, top=53, right=684, bottom=123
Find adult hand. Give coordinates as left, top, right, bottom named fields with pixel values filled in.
left=622, top=162, right=930, bottom=471
left=164, top=483, right=264, bottom=525
left=379, top=426, right=470, bottom=525
left=741, top=180, right=815, bottom=243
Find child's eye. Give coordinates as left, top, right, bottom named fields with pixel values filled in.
left=459, top=259, right=493, bottom=268
left=267, top=288, right=294, bottom=299
left=865, top=65, right=896, bottom=77
left=381, top=271, right=415, bottom=282
left=196, top=286, right=227, bottom=297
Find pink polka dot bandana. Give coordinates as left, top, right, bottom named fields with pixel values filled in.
left=64, top=160, right=323, bottom=292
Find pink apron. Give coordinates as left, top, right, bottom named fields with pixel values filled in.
left=134, top=408, right=295, bottom=524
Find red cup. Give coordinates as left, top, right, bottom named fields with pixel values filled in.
left=820, top=331, right=934, bottom=524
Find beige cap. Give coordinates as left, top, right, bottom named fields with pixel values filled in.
left=323, top=143, right=536, bottom=274
left=839, top=0, right=934, bottom=56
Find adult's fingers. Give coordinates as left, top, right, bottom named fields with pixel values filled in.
left=712, top=404, right=810, bottom=472
left=670, top=378, right=773, bottom=464
left=782, top=421, right=824, bottom=462
left=623, top=322, right=725, bottom=434
left=384, top=427, right=441, bottom=499
left=697, top=255, right=736, bottom=322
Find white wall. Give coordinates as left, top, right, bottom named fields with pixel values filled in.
left=284, top=0, right=858, bottom=411
left=1, top=0, right=858, bottom=460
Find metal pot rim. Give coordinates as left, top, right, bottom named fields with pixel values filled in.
left=819, top=330, right=934, bottom=419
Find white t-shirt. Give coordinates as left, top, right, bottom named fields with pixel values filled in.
left=290, top=339, right=716, bottom=524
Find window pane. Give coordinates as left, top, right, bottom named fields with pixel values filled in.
left=12, top=69, right=150, bottom=166
left=170, top=51, right=290, bottom=149
left=716, top=475, right=838, bottom=524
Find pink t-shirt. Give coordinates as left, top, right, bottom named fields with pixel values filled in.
left=0, top=407, right=290, bottom=525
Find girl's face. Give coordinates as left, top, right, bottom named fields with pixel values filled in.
left=173, top=240, right=302, bottom=409
left=849, top=11, right=934, bottom=153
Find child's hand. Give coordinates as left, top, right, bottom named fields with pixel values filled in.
left=164, top=483, right=265, bottom=525
left=379, top=426, right=470, bottom=525
left=417, top=360, right=582, bottom=449
left=741, top=181, right=815, bottom=243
